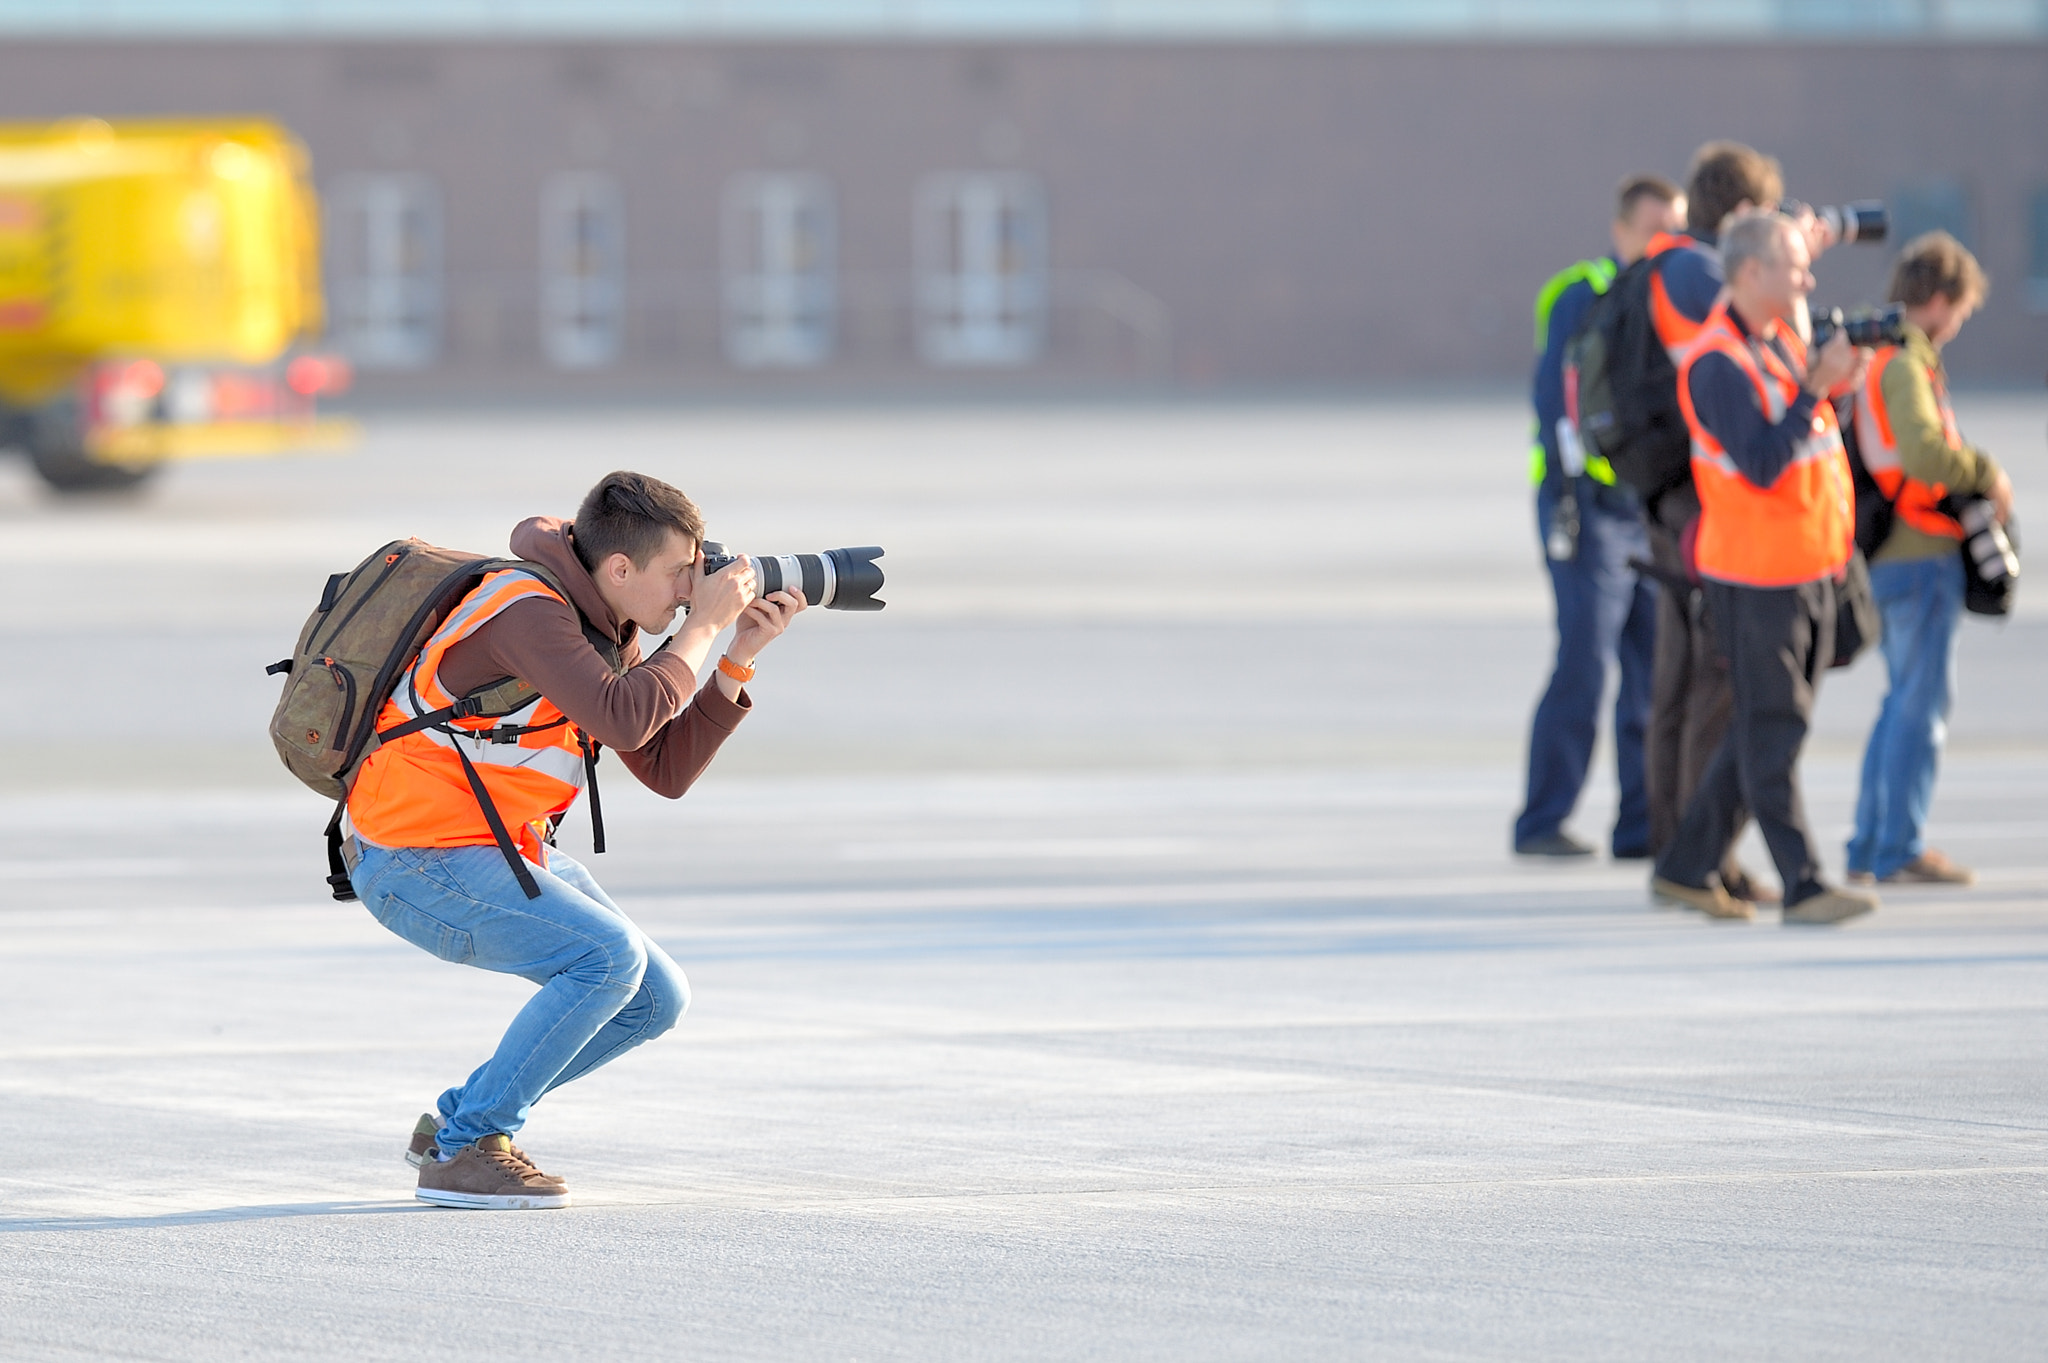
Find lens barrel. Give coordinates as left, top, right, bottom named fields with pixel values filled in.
left=1844, top=200, right=1888, bottom=244
left=699, top=542, right=886, bottom=612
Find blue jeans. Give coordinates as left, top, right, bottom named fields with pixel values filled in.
left=1847, top=552, right=1965, bottom=878
left=1515, top=480, right=1659, bottom=854
left=349, top=842, right=689, bottom=1153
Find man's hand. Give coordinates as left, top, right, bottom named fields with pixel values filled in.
left=1805, top=330, right=1865, bottom=399
left=706, top=589, right=806, bottom=701
left=726, top=590, right=807, bottom=668
left=1989, top=468, right=2015, bottom=524
left=688, top=554, right=758, bottom=633
left=1788, top=203, right=1838, bottom=258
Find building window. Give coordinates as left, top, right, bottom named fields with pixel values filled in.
left=2029, top=187, right=2048, bottom=313
left=327, top=173, right=442, bottom=368
left=915, top=172, right=1047, bottom=367
left=722, top=172, right=836, bottom=367
left=540, top=172, right=626, bottom=369
left=1889, top=178, right=1975, bottom=253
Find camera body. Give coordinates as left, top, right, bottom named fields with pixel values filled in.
left=1810, top=304, right=1909, bottom=352
left=699, top=542, right=887, bottom=611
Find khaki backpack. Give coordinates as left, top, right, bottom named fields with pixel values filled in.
left=267, top=538, right=616, bottom=902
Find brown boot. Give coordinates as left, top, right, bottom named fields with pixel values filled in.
left=416, top=1134, right=570, bottom=1210
left=1650, top=876, right=1754, bottom=921
left=1782, top=885, right=1880, bottom=926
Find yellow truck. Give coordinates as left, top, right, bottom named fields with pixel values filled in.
left=0, top=116, right=350, bottom=491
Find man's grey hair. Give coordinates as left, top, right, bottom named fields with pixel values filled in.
left=1720, top=208, right=1795, bottom=282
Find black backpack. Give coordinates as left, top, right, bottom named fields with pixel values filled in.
left=1563, top=248, right=1693, bottom=509
left=1839, top=402, right=1900, bottom=560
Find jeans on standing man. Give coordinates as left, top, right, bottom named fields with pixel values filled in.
left=1514, top=479, right=1657, bottom=856
left=1847, top=553, right=1964, bottom=879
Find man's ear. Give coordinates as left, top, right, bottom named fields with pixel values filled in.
left=604, top=551, right=635, bottom=585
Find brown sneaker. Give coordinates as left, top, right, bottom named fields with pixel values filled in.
left=416, top=1134, right=570, bottom=1210
left=405, top=1112, right=440, bottom=1169
left=1881, top=850, right=1976, bottom=886
left=1783, top=886, right=1880, bottom=926
left=1846, top=870, right=1876, bottom=886
left=406, top=1112, right=537, bottom=1172
left=1650, top=876, right=1754, bottom=920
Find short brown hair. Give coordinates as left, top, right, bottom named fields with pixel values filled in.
left=572, top=470, right=705, bottom=571
left=1889, top=229, right=1987, bottom=309
left=1687, top=141, right=1783, bottom=237
left=1616, top=173, right=1681, bottom=223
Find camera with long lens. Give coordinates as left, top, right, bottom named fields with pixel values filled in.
left=1810, top=305, right=1910, bottom=352
left=1782, top=199, right=1889, bottom=245
left=699, top=541, right=887, bottom=611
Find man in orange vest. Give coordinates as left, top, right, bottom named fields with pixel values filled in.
left=1650, top=210, right=1879, bottom=926
left=1640, top=142, right=1841, bottom=908
left=1845, top=231, right=2013, bottom=887
left=345, top=470, right=806, bottom=1208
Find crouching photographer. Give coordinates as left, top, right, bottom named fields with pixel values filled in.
left=1844, top=231, right=2015, bottom=887
left=291, top=471, right=818, bottom=1209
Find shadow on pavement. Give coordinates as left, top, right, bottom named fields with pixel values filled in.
left=0, top=1200, right=431, bottom=1233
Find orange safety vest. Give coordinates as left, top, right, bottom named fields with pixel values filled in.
left=1645, top=231, right=1715, bottom=361
left=1852, top=345, right=1966, bottom=541
left=348, top=569, right=589, bottom=864
left=1678, top=303, right=1853, bottom=587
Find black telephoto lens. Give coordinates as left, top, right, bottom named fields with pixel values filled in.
left=1842, top=200, right=1888, bottom=244
left=1785, top=199, right=1888, bottom=246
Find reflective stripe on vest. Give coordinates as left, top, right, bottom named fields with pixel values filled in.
left=1533, top=257, right=1616, bottom=352
left=1852, top=345, right=1966, bottom=541
left=1530, top=259, right=1619, bottom=487
left=1677, top=305, right=1853, bottom=587
left=348, top=569, right=587, bottom=863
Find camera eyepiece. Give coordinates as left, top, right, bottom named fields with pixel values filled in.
left=699, top=542, right=887, bottom=612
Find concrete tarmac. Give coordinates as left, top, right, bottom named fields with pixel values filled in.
left=1, top=401, right=2045, bottom=1360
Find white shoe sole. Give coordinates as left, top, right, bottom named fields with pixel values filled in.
left=415, top=1187, right=571, bottom=1210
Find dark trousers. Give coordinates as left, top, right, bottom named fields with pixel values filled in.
left=1515, top=481, right=1657, bottom=853
left=1644, top=501, right=1740, bottom=857
left=1655, top=577, right=1836, bottom=908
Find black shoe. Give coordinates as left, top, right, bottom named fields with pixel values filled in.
left=1515, top=832, right=1595, bottom=858
left=1612, top=845, right=1651, bottom=861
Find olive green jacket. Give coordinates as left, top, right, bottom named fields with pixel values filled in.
left=1869, top=322, right=2002, bottom=565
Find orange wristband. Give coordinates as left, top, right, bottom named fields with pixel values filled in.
left=717, top=654, right=756, bottom=683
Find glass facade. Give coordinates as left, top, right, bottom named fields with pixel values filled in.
left=540, top=172, right=626, bottom=369
left=2029, top=186, right=2048, bottom=313
left=326, top=173, right=442, bottom=369
left=916, top=172, right=1048, bottom=368
left=722, top=173, right=837, bottom=369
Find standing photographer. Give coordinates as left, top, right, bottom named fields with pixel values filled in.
left=1845, top=231, right=2014, bottom=887
left=1513, top=174, right=1683, bottom=859
left=1651, top=211, right=1877, bottom=926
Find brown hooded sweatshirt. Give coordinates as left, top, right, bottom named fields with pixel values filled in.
left=432, top=516, right=749, bottom=799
